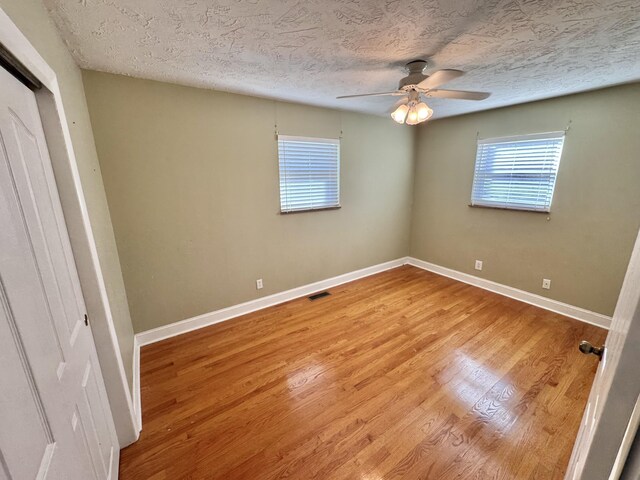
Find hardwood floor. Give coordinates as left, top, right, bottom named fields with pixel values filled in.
left=120, top=265, right=606, bottom=479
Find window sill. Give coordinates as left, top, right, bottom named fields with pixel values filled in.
left=468, top=204, right=550, bottom=214
left=280, top=206, right=342, bottom=215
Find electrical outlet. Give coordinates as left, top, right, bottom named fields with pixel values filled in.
left=542, top=279, right=551, bottom=290
left=256, top=278, right=263, bottom=290
left=475, top=260, right=483, bottom=271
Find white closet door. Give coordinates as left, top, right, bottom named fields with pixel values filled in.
left=0, top=65, right=118, bottom=479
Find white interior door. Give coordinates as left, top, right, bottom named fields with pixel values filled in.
left=566, top=226, right=640, bottom=480
left=0, top=66, right=118, bottom=478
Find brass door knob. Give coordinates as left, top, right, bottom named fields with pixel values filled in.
left=579, top=340, right=604, bottom=359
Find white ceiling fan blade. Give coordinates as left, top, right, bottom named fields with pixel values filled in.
left=387, top=97, right=409, bottom=113
left=336, top=91, right=404, bottom=99
left=417, top=69, right=464, bottom=89
left=426, top=89, right=491, bottom=100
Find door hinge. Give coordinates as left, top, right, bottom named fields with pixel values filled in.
left=84, top=314, right=89, bottom=326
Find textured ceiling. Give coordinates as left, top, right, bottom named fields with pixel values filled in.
left=44, top=0, right=640, bottom=119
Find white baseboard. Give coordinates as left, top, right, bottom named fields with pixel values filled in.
left=406, top=257, right=612, bottom=330
left=132, top=336, right=142, bottom=433
left=135, top=257, right=408, bottom=347
left=132, top=257, right=405, bottom=432
left=131, top=255, right=611, bottom=433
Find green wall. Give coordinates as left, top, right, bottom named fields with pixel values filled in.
left=410, top=84, right=640, bottom=316
left=83, top=69, right=640, bottom=331
left=82, top=71, right=415, bottom=333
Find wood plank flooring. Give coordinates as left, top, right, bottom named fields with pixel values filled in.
left=120, top=265, right=606, bottom=479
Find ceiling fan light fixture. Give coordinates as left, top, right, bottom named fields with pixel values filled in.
left=405, top=105, right=420, bottom=125
left=417, top=102, right=433, bottom=122
left=391, top=104, right=409, bottom=124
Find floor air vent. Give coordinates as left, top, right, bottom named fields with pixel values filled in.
left=308, top=291, right=331, bottom=301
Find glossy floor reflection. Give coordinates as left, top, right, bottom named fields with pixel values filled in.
left=120, top=266, right=606, bottom=479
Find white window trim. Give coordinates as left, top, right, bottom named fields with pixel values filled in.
left=471, top=131, right=565, bottom=213
left=277, top=134, right=341, bottom=214
left=278, top=134, right=341, bottom=145
left=477, top=131, right=566, bottom=145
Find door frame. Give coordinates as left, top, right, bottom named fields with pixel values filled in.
left=0, top=7, right=138, bottom=446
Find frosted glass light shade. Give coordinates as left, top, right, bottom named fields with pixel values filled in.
left=405, top=106, right=419, bottom=125
left=391, top=104, right=409, bottom=123
left=417, top=102, right=433, bottom=121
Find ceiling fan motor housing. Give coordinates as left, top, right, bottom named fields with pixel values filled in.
left=399, top=60, right=428, bottom=90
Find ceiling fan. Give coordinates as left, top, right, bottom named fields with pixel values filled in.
left=336, top=60, right=490, bottom=125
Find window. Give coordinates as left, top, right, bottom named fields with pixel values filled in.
left=471, top=132, right=565, bottom=212
left=278, top=135, right=340, bottom=213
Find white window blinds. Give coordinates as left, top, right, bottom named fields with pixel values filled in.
left=278, top=135, right=340, bottom=213
left=471, top=132, right=565, bottom=212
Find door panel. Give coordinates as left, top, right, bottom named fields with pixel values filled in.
left=0, top=123, right=68, bottom=373
left=8, top=108, right=81, bottom=346
left=0, top=65, right=118, bottom=478
left=71, top=403, right=100, bottom=480
left=9, top=108, right=85, bottom=342
left=566, top=227, right=640, bottom=479
left=0, top=284, right=55, bottom=479
left=0, top=131, right=77, bottom=478
left=78, top=357, right=116, bottom=479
